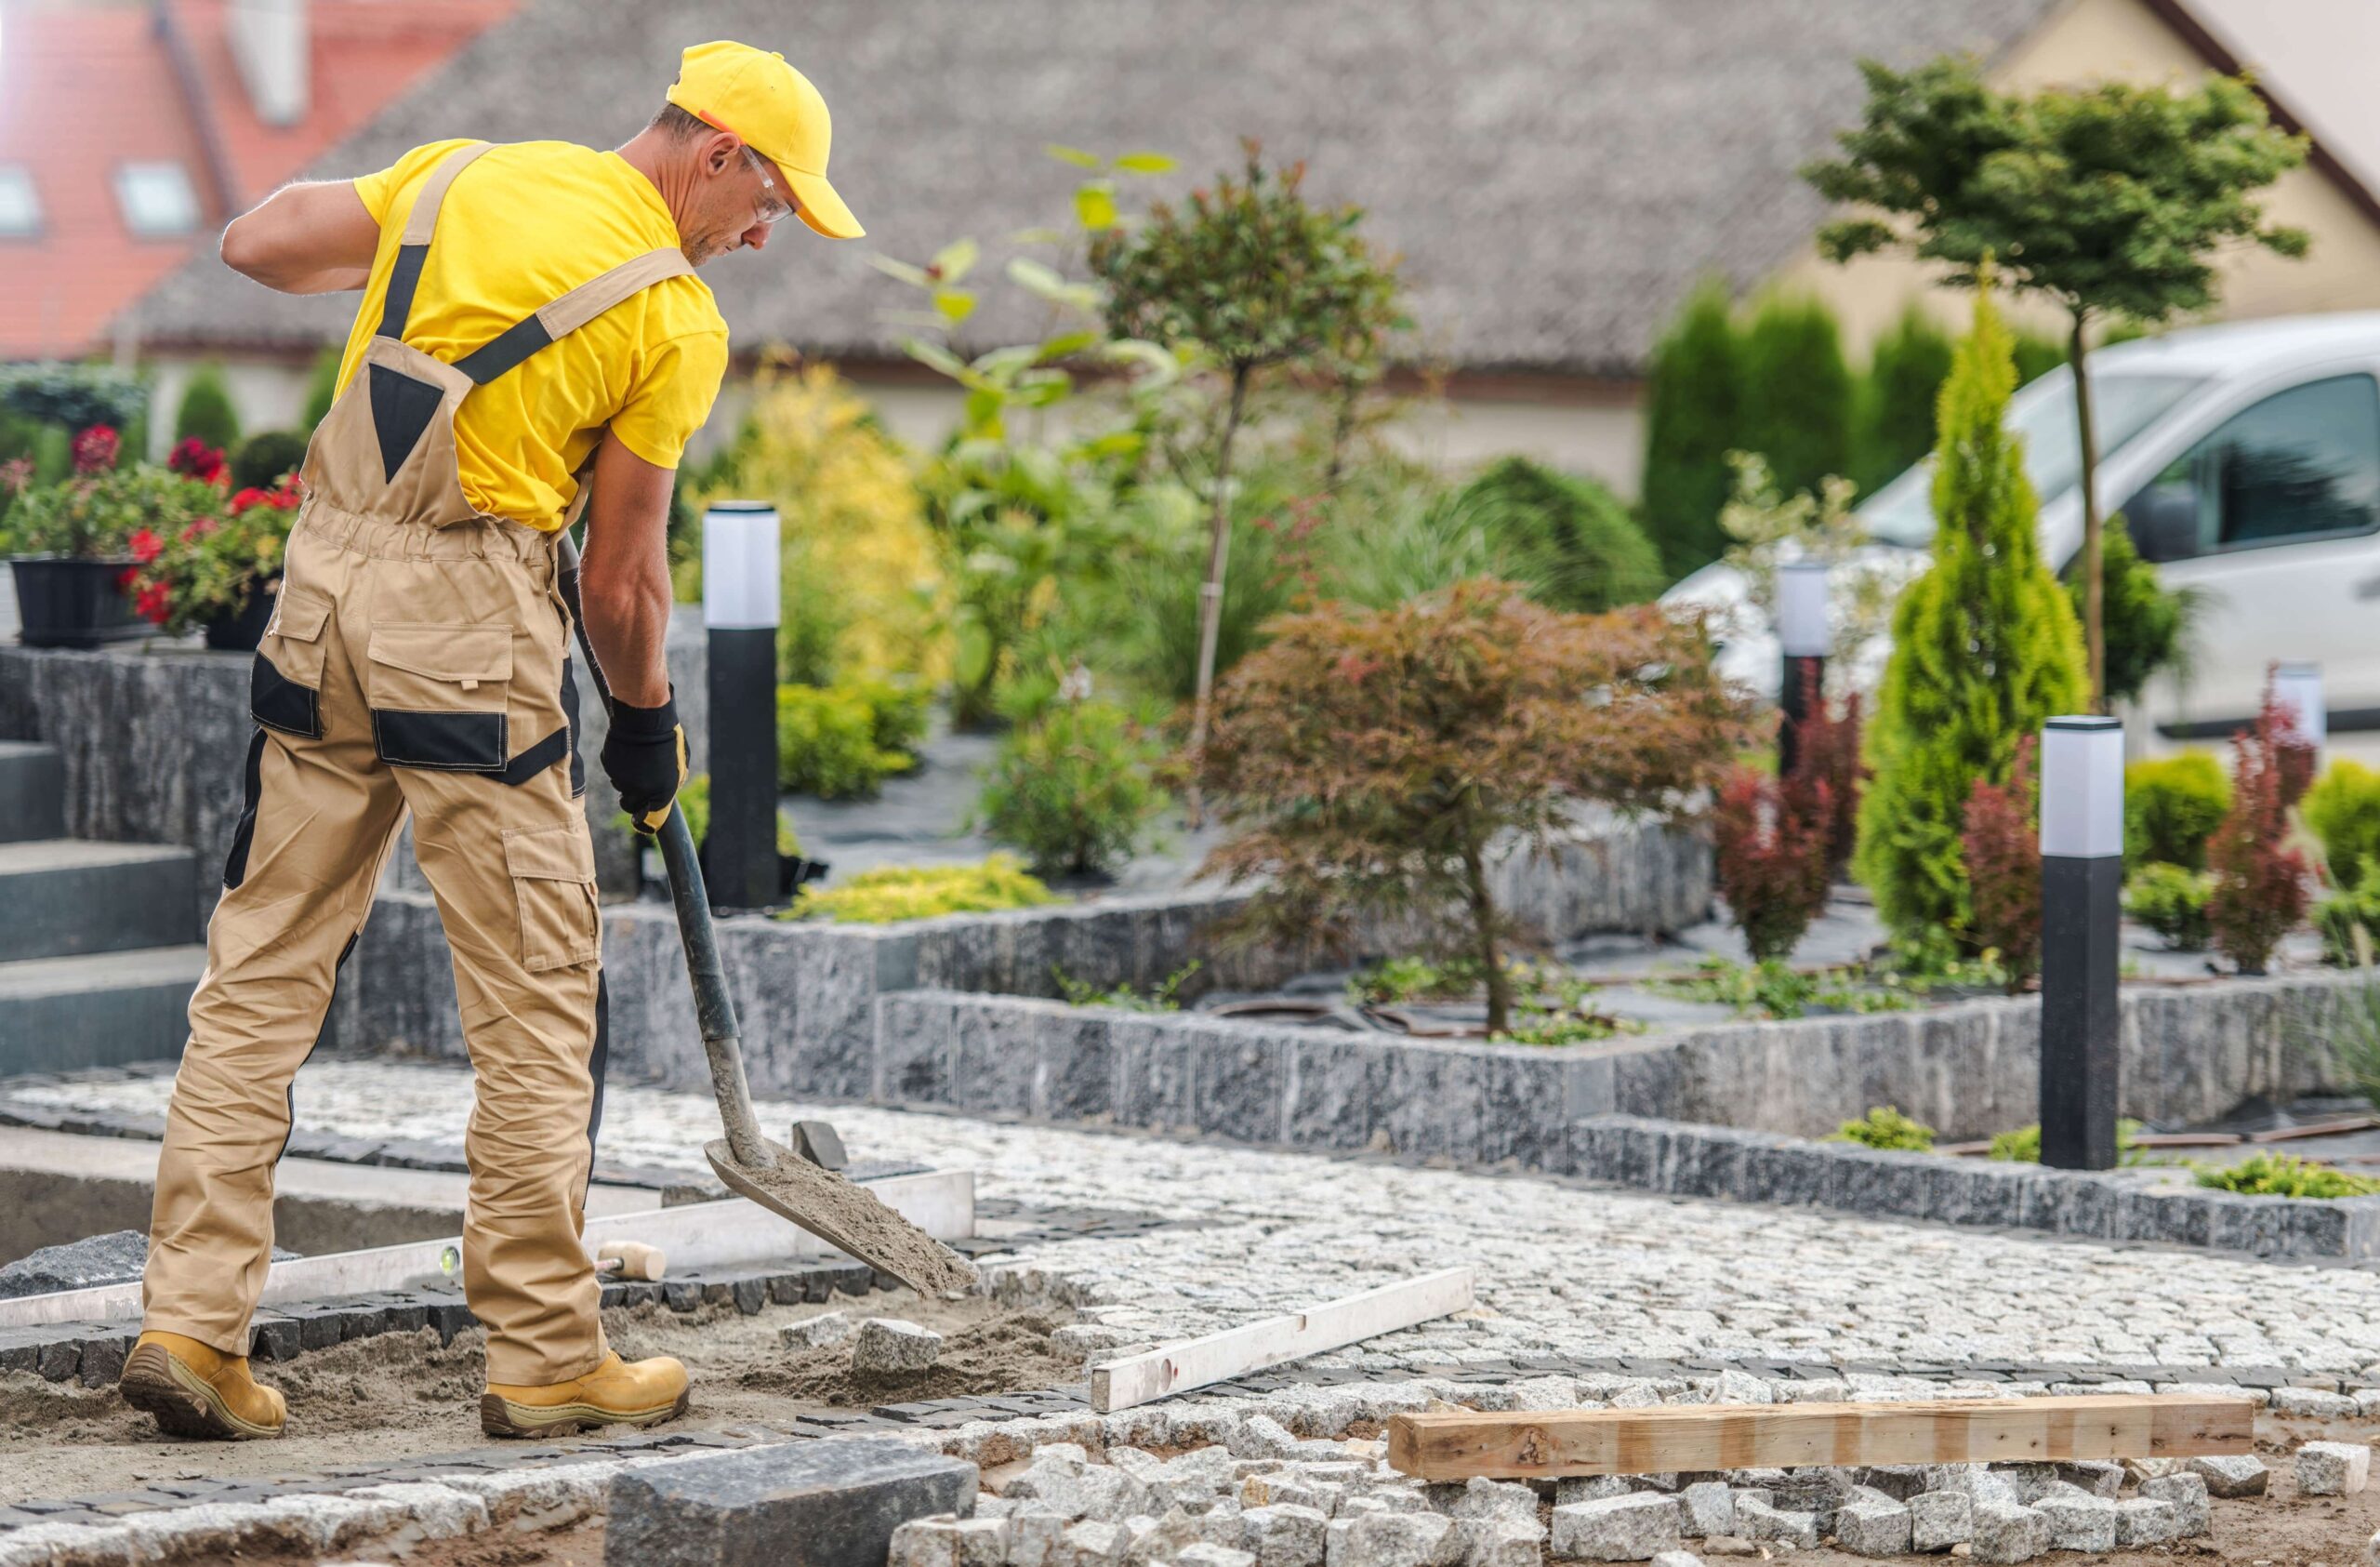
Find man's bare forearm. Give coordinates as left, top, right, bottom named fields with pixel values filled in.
left=576, top=432, right=678, bottom=710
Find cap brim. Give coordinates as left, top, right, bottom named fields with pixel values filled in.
left=784, top=166, right=863, bottom=239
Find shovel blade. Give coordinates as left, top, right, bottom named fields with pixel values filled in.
left=705, top=1137, right=978, bottom=1298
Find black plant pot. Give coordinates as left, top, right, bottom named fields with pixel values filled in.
left=202, top=575, right=281, bottom=652
left=10, top=556, right=147, bottom=648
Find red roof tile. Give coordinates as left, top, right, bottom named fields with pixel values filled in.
left=0, top=0, right=511, bottom=363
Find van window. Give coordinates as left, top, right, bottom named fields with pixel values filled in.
left=2125, top=374, right=2380, bottom=562
left=1861, top=371, right=2202, bottom=548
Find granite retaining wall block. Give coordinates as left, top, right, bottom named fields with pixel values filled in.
left=1567, top=1114, right=2380, bottom=1260
left=603, top=1435, right=977, bottom=1567
left=0, top=611, right=707, bottom=910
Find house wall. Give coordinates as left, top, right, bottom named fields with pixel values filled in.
left=1772, top=0, right=2380, bottom=362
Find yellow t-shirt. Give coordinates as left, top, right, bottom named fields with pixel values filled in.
left=336, top=139, right=731, bottom=529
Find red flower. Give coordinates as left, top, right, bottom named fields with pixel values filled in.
left=72, top=425, right=120, bottom=475
left=179, top=517, right=220, bottom=543
left=229, top=487, right=269, bottom=512
left=167, top=437, right=226, bottom=485
left=135, top=582, right=171, bottom=626
left=0, top=458, right=30, bottom=496
left=128, top=527, right=164, bottom=564
left=116, top=566, right=139, bottom=591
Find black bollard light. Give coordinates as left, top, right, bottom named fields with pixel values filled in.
left=2039, top=715, right=2124, bottom=1171
left=1775, top=560, right=1829, bottom=777
left=703, top=500, right=781, bottom=911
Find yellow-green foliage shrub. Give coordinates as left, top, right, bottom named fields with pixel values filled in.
left=1829, top=1106, right=1935, bottom=1151
left=692, top=362, right=946, bottom=683
left=785, top=855, right=1058, bottom=923
left=2194, top=1153, right=2380, bottom=1199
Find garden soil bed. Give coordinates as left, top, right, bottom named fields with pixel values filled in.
left=0, top=1290, right=1078, bottom=1506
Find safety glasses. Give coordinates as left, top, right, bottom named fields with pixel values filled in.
left=740, top=146, right=796, bottom=227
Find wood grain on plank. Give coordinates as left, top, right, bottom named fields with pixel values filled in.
left=1387, top=1394, right=2254, bottom=1480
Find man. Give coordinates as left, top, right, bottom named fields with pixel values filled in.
left=118, top=42, right=862, bottom=1442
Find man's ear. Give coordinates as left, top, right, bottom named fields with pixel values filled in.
left=703, top=131, right=741, bottom=176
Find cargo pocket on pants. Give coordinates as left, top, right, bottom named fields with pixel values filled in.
left=504, top=823, right=600, bottom=972
left=251, top=587, right=331, bottom=738
left=364, top=622, right=514, bottom=772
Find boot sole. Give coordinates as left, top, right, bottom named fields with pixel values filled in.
left=119, top=1344, right=284, bottom=1441
left=480, top=1386, right=691, bottom=1439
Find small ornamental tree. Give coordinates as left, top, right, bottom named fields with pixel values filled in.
left=1711, top=764, right=1832, bottom=963
left=1196, top=580, right=1740, bottom=1034
left=1639, top=277, right=1742, bottom=580
left=1091, top=142, right=1405, bottom=812
left=1806, top=56, right=2307, bottom=708
left=2088, top=513, right=2197, bottom=707
left=2207, top=679, right=2317, bottom=976
left=1854, top=286, right=2089, bottom=947
left=1960, top=734, right=2043, bottom=989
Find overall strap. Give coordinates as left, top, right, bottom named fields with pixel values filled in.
left=452, top=248, right=696, bottom=385
left=376, top=141, right=496, bottom=343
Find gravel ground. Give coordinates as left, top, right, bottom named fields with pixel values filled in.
left=17, top=1059, right=2380, bottom=1379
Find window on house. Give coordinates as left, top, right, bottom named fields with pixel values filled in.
left=115, top=162, right=200, bottom=237
left=0, top=166, right=39, bottom=238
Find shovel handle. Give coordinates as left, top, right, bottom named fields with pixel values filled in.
left=555, top=529, right=772, bottom=1169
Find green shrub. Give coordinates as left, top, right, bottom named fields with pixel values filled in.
left=1494, top=1007, right=1630, bottom=1047
left=785, top=855, right=1058, bottom=923
left=1739, top=294, right=1854, bottom=502
left=1638, top=277, right=1741, bottom=580
left=1053, top=960, right=1200, bottom=1012
left=2124, top=862, right=2215, bottom=951
left=1828, top=1106, right=1936, bottom=1151
left=2193, top=1152, right=2380, bottom=1199
left=2306, top=760, right=2380, bottom=893
left=0, top=362, right=146, bottom=432
left=775, top=682, right=918, bottom=799
left=1450, top=457, right=1661, bottom=613
left=2314, top=864, right=2380, bottom=966
left=1854, top=304, right=1955, bottom=495
left=1346, top=955, right=1485, bottom=1007
left=1989, top=1120, right=2145, bottom=1163
left=2088, top=515, right=2194, bottom=706
left=2124, top=752, right=2230, bottom=871
left=976, top=699, right=1168, bottom=876
left=173, top=364, right=241, bottom=452
left=1854, top=290, right=2090, bottom=947
left=230, top=430, right=310, bottom=491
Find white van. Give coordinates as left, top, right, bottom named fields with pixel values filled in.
left=1666, top=312, right=2380, bottom=754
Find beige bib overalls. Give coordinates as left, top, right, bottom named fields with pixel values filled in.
left=143, top=142, right=694, bottom=1385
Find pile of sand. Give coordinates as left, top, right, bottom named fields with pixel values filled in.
left=0, top=1289, right=1078, bottom=1504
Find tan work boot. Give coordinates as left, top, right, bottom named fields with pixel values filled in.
left=119, top=1331, right=287, bottom=1441
left=482, top=1351, right=689, bottom=1438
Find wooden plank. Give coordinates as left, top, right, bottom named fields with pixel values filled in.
left=0, top=1168, right=973, bottom=1331
left=2248, top=1116, right=2380, bottom=1144
left=1091, top=1268, right=1474, bottom=1414
left=1386, top=1394, right=2254, bottom=1481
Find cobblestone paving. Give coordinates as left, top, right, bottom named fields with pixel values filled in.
left=15, top=1059, right=2380, bottom=1381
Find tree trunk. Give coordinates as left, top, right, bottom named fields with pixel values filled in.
left=2069, top=310, right=2105, bottom=711
left=1322, top=371, right=1363, bottom=493
left=1184, top=363, right=1252, bottom=827
left=1461, top=829, right=1510, bottom=1035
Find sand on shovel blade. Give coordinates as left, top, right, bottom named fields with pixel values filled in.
left=707, top=1136, right=978, bottom=1298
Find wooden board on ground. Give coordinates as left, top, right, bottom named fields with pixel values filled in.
left=1091, top=1268, right=1474, bottom=1414
left=1387, top=1394, right=2254, bottom=1480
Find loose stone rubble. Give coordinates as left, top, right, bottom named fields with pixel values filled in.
left=2296, top=1439, right=2371, bottom=1496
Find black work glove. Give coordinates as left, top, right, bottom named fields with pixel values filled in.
left=602, top=692, right=688, bottom=836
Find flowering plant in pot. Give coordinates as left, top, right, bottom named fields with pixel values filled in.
left=122, top=445, right=301, bottom=646
left=0, top=425, right=226, bottom=647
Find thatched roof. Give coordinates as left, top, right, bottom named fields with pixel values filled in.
left=127, top=0, right=2082, bottom=378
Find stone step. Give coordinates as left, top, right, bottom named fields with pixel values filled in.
left=0, top=839, right=200, bottom=959
left=0, top=742, right=65, bottom=843
left=0, top=946, right=204, bottom=1077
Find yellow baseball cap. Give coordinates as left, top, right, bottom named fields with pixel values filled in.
left=666, top=40, right=863, bottom=240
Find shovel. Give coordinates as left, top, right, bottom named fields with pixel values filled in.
left=554, top=529, right=977, bottom=1298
